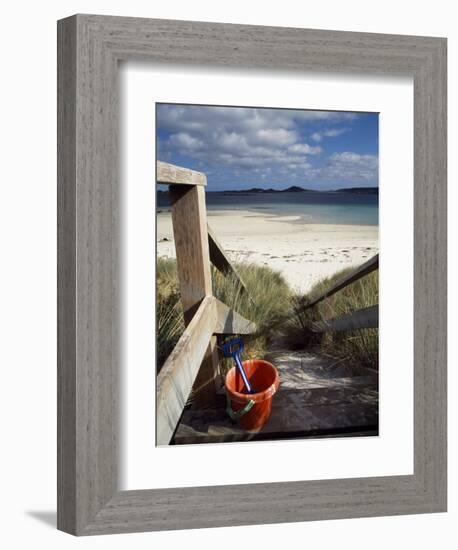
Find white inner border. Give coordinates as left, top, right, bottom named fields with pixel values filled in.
left=120, top=62, right=413, bottom=490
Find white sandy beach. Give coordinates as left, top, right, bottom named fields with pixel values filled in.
left=157, top=209, right=378, bottom=294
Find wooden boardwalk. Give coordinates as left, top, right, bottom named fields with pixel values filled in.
left=172, top=351, right=378, bottom=445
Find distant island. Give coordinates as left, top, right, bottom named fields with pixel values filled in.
left=157, top=186, right=378, bottom=195
left=221, top=186, right=378, bottom=195
left=335, top=187, right=379, bottom=195
left=221, top=185, right=317, bottom=195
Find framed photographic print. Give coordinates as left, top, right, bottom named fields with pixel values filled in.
left=57, top=14, right=447, bottom=535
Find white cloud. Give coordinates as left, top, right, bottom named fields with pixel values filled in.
left=168, top=132, right=203, bottom=151
left=253, top=128, right=298, bottom=146
left=288, top=143, right=321, bottom=155
left=157, top=105, right=355, bottom=144
left=159, top=106, right=333, bottom=173
left=326, top=129, right=348, bottom=137
left=311, top=128, right=348, bottom=142
left=317, top=152, right=378, bottom=181
left=331, top=152, right=376, bottom=165
left=292, top=111, right=357, bottom=122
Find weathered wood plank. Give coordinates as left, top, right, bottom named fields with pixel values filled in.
left=173, top=350, right=378, bottom=445
left=305, top=254, right=379, bottom=309
left=156, top=296, right=217, bottom=446
left=213, top=298, right=257, bottom=335
left=313, top=305, right=378, bottom=333
left=207, top=224, right=232, bottom=274
left=170, top=185, right=212, bottom=320
left=174, top=402, right=378, bottom=445
left=208, top=224, right=252, bottom=300
left=169, top=184, right=219, bottom=406
left=157, top=160, right=206, bottom=186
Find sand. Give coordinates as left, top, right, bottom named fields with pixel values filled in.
left=157, top=209, right=378, bottom=295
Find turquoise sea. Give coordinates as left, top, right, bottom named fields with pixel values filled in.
left=157, top=190, right=378, bottom=226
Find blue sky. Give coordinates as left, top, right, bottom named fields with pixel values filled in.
left=156, top=103, right=378, bottom=191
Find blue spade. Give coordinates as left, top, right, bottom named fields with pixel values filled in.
left=222, top=338, right=254, bottom=394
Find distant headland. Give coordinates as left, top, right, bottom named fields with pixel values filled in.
left=157, top=186, right=378, bottom=195
left=220, top=186, right=378, bottom=195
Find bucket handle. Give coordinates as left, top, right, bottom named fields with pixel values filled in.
left=226, top=396, right=255, bottom=422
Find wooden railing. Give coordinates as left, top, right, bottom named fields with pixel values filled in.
left=304, top=254, right=379, bottom=333
left=156, top=161, right=256, bottom=445
left=208, top=224, right=252, bottom=301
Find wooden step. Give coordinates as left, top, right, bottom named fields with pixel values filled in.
left=172, top=352, right=378, bottom=445
left=173, top=382, right=378, bottom=445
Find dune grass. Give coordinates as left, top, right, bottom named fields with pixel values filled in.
left=212, top=263, right=291, bottom=374
left=156, top=258, right=184, bottom=368
left=156, top=257, right=291, bottom=372
left=284, top=268, right=379, bottom=371
left=157, top=257, right=378, bottom=374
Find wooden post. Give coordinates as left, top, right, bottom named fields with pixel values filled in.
left=169, top=184, right=220, bottom=407
left=156, top=297, right=217, bottom=445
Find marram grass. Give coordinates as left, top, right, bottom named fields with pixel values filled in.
left=285, top=268, right=379, bottom=372
left=156, top=258, right=378, bottom=374
left=156, top=257, right=291, bottom=372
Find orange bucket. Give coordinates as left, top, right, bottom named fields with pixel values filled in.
left=225, top=359, right=280, bottom=430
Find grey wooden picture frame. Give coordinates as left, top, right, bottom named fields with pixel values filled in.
left=57, top=14, right=447, bottom=536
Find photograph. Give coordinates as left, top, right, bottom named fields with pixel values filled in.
left=156, top=103, right=379, bottom=445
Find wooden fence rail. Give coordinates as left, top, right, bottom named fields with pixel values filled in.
left=157, top=160, right=207, bottom=186
left=156, top=295, right=257, bottom=445
left=156, top=296, right=216, bottom=446
left=313, top=305, right=378, bottom=333
left=304, top=254, right=379, bottom=310
left=207, top=223, right=251, bottom=299
left=305, top=254, right=379, bottom=334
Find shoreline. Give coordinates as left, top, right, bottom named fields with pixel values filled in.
left=157, top=209, right=378, bottom=294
